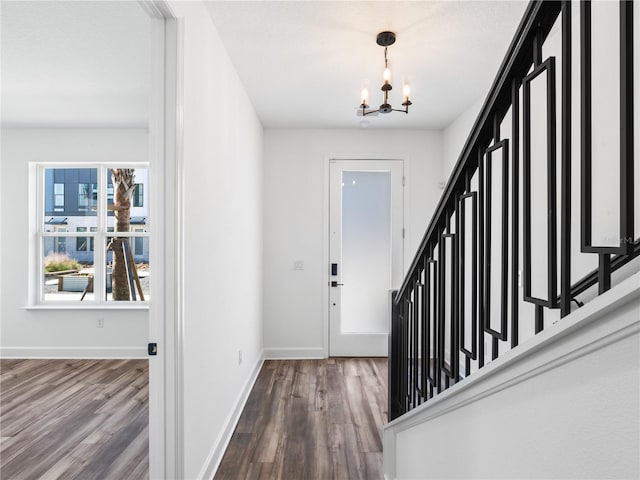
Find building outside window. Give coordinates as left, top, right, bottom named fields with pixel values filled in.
left=53, top=183, right=64, bottom=211
left=76, top=226, right=88, bottom=251
left=78, top=183, right=97, bottom=211
left=76, top=226, right=97, bottom=252
left=38, top=165, right=149, bottom=304
left=54, top=226, right=67, bottom=253
left=133, top=184, right=144, bottom=207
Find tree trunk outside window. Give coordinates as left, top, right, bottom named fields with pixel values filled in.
left=111, top=169, right=135, bottom=301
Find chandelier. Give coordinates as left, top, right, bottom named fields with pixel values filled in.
left=359, top=31, right=412, bottom=116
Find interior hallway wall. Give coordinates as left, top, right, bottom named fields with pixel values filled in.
left=167, top=2, right=264, bottom=478
left=263, top=128, right=442, bottom=358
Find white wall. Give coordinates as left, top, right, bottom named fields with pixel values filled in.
left=387, top=274, right=640, bottom=480
left=263, top=129, right=442, bottom=357
left=442, top=96, right=484, bottom=181
left=167, top=2, right=264, bottom=478
left=0, top=128, right=149, bottom=358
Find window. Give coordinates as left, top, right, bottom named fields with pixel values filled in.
left=133, top=184, right=144, bottom=207
left=134, top=228, right=145, bottom=255
left=54, top=227, right=67, bottom=253
left=54, top=183, right=64, bottom=211
left=37, top=165, right=149, bottom=305
left=78, top=183, right=97, bottom=211
left=76, top=227, right=88, bottom=251
left=76, top=227, right=96, bottom=252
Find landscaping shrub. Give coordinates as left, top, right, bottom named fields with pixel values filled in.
left=44, top=252, right=82, bottom=272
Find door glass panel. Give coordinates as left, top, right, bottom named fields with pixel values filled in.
left=341, top=171, right=391, bottom=334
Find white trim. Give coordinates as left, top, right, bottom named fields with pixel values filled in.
left=142, top=2, right=181, bottom=479
left=264, top=347, right=326, bottom=359
left=22, top=305, right=149, bottom=311
left=147, top=6, right=167, bottom=480
left=0, top=346, right=147, bottom=358
left=383, top=272, right=640, bottom=480
left=166, top=13, right=185, bottom=480
left=198, top=354, right=265, bottom=480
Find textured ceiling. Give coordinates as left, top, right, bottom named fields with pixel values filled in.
left=205, top=0, right=528, bottom=129
left=1, top=1, right=150, bottom=128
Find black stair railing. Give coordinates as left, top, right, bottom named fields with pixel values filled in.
left=389, top=0, right=638, bottom=421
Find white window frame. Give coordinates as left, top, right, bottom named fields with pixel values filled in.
left=32, top=163, right=150, bottom=308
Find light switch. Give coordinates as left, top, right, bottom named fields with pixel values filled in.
left=294, top=260, right=304, bottom=271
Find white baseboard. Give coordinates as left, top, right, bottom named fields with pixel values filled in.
left=263, top=347, right=326, bottom=359
left=0, top=346, right=147, bottom=359
left=198, top=351, right=265, bottom=480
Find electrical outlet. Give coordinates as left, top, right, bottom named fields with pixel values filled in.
left=97, top=318, right=104, bottom=328
left=238, top=350, right=243, bottom=365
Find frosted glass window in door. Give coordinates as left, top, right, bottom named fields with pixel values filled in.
left=341, top=171, right=391, bottom=334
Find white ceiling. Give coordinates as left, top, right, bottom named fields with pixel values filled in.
left=1, top=0, right=528, bottom=131
left=205, top=0, right=528, bottom=129
left=1, top=1, right=150, bottom=128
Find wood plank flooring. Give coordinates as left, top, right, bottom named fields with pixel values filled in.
left=0, top=359, right=148, bottom=480
left=215, top=358, right=388, bottom=480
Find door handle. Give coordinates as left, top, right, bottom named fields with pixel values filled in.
left=331, top=281, right=344, bottom=287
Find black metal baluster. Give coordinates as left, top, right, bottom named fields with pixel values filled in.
left=620, top=0, right=634, bottom=256
left=451, top=220, right=460, bottom=382
left=421, top=257, right=429, bottom=398
left=581, top=0, right=634, bottom=256
left=425, top=255, right=439, bottom=397
left=535, top=305, right=544, bottom=334
left=408, top=291, right=413, bottom=409
left=523, top=55, right=558, bottom=309
left=511, top=77, right=521, bottom=345
left=598, top=254, right=611, bottom=294
left=401, top=298, right=408, bottom=414
left=580, top=0, right=592, bottom=253
left=485, top=114, right=509, bottom=363
left=389, top=291, right=401, bottom=421
left=464, top=172, right=473, bottom=379
left=560, top=0, right=572, bottom=318
left=412, top=276, right=422, bottom=406
left=478, top=148, right=486, bottom=370
left=458, top=190, right=478, bottom=375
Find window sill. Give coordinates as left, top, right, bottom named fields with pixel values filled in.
left=22, top=304, right=149, bottom=311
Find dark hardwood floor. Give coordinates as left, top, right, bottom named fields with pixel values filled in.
left=215, top=358, right=388, bottom=480
left=0, top=359, right=148, bottom=480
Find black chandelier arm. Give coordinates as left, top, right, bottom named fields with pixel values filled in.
left=361, top=106, right=410, bottom=115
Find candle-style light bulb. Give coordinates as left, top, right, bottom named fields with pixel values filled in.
left=403, top=83, right=411, bottom=101
left=383, top=67, right=391, bottom=84
left=361, top=87, right=369, bottom=106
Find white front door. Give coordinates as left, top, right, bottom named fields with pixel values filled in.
left=329, top=159, right=404, bottom=357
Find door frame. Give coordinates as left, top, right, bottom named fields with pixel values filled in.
left=141, top=1, right=183, bottom=478
left=323, top=154, right=407, bottom=358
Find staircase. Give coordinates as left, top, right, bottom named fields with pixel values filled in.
left=384, top=1, right=639, bottom=478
